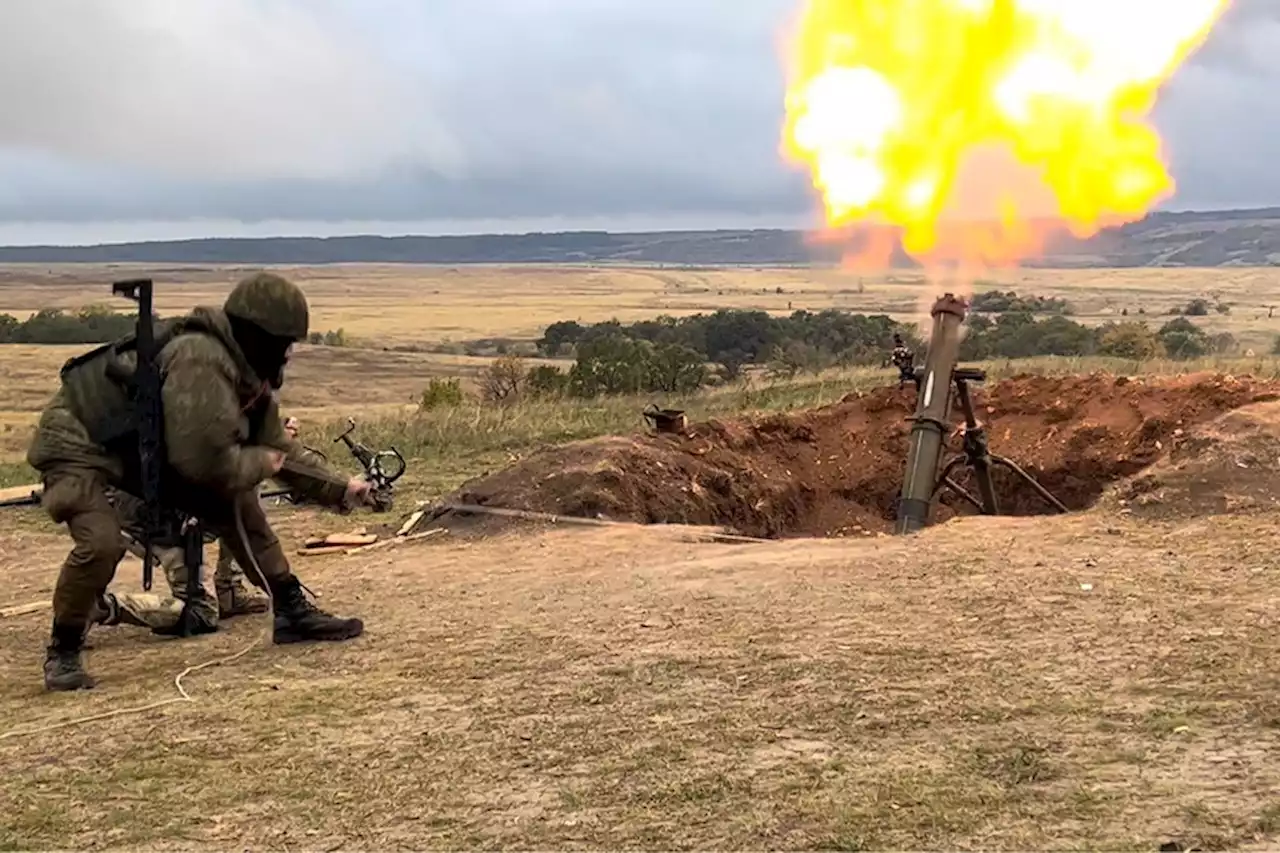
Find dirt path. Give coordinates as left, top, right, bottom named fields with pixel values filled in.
left=2, top=502, right=1278, bottom=850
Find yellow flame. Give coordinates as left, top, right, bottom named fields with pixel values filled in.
left=780, top=0, right=1232, bottom=267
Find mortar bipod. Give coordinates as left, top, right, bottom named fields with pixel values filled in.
left=929, top=368, right=1069, bottom=516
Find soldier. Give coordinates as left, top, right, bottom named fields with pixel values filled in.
left=91, top=493, right=223, bottom=634
left=93, top=417, right=335, bottom=635
left=29, top=271, right=375, bottom=691
left=212, top=415, right=326, bottom=615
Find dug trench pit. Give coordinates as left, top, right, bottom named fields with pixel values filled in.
left=440, top=372, right=1280, bottom=538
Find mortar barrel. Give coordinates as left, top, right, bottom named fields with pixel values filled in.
left=894, top=293, right=968, bottom=534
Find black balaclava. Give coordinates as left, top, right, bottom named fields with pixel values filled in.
left=228, top=314, right=294, bottom=389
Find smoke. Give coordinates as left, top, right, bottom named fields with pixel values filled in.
left=0, top=0, right=464, bottom=181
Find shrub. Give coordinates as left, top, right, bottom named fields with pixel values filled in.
left=418, top=377, right=465, bottom=410
left=479, top=355, right=526, bottom=404
left=1096, top=322, right=1164, bottom=360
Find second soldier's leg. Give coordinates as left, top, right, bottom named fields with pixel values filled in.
left=97, top=536, right=218, bottom=634
left=213, top=490, right=363, bottom=644
left=156, top=537, right=219, bottom=633
left=213, top=536, right=268, bottom=618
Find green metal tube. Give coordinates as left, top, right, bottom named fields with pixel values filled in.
left=894, top=293, right=968, bottom=534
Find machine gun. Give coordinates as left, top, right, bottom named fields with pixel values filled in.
left=111, top=278, right=211, bottom=636
left=333, top=417, right=405, bottom=512
left=894, top=293, right=1067, bottom=535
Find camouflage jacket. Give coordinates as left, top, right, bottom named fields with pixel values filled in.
left=266, top=441, right=332, bottom=501
left=27, top=306, right=349, bottom=508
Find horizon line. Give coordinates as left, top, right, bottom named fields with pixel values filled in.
left=1, top=204, right=1276, bottom=250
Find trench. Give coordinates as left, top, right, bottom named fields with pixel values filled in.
left=443, top=373, right=1280, bottom=539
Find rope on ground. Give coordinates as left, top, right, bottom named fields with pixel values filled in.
left=437, top=502, right=770, bottom=543
left=0, top=504, right=274, bottom=742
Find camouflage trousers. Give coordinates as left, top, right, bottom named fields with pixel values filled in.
left=104, top=535, right=262, bottom=633
left=42, top=466, right=293, bottom=635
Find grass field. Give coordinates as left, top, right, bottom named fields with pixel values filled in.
left=1, top=264, right=1279, bottom=850
left=4, top=262, right=1280, bottom=350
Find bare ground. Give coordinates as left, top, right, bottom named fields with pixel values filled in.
left=2, top=498, right=1278, bottom=850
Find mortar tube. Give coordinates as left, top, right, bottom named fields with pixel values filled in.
left=894, top=293, right=968, bottom=534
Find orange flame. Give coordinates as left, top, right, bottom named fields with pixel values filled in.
left=780, top=0, right=1232, bottom=268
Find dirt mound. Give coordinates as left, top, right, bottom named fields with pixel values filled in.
left=1104, top=398, right=1280, bottom=520
left=443, top=372, right=1280, bottom=538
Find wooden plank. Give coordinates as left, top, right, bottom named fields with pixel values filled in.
left=1, top=600, right=51, bottom=618
left=297, top=545, right=349, bottom=556
left=0, top=484, right=41, bottom=503
left=303, top=532, right=378, bottom=548
left=396, top=510, right=425, bottom=537
left=347, top=527, right=445, bottom=554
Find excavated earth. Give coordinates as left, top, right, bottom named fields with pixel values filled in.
left=442, top=372, right=1280, bottom=538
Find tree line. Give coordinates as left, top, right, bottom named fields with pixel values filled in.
left=0, top=306, right=135, bottom=344
left=0, top=304, right=354, bottom=348
left=472, top=307, right=1240, bottom=401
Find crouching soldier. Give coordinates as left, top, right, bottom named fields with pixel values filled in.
left=88, top=487, right=261, bottom=635
left=29, top=271, right=376, bottom=691
left=97, top=414, right=333, bottom=632
left=211, top=414, right=328, bottom=611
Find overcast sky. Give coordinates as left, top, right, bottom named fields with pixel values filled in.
left=0, top=0, right=1274, bottom=245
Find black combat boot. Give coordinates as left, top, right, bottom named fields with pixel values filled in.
left=270, top=577, right=364, bottom=644
left=44, top=621, right=95, bottom=691
left=89, top=592, right=121, bottom=626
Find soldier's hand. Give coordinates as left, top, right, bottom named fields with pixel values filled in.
left=343, top=476, right=374, bottom=509
left=265, top=449, right=286, bottom=474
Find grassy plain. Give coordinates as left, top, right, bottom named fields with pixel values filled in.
left=4, top=262, right=1280, bottom=349
left=1, top=264, right=1278, bottom=849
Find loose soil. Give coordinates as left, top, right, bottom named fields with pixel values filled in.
left=1105, top=398, right=1280, bottom=520
left=443, top=371, right=1280, bottom=538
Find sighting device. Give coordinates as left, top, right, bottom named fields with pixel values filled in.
left=894, top=293, right=1067, bottom=535
left=889, top=333, right=917, bottom=390
left=334, top=417, right=405, bottom=512
left=111, top=278, right=209, bottom=636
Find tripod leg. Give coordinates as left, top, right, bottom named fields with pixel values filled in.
left=940, top=476, right=985, bottom=512
left=932, top=457, right=966, bottom=500
left=990, top=455, right=1069, bottom=513
left=952, top=380, right=999, bottom=515
left=970, top=456, right=999, bottom=515
left=931, top=457, right=985, bottom=511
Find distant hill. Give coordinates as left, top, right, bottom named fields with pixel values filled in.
left=4, top=207, right=1280, bottom=267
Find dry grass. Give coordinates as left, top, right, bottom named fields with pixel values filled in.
left=6, top=336, right=1280, bottom=494
left=3, top=262, right=1280, bottom=349
left=0, top=506, right=1277, bottom=849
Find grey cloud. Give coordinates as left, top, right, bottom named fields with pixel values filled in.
left=0, top=0, right=463, bottom=182
left=0, top=0, right=1276, bottom=234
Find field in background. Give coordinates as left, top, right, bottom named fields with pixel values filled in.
left=3, top=263, right=1280, bottom=350
left=3, top=262, right=1280, bottom=491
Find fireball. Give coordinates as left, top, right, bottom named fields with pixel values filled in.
left=780, top=0, right=1232, bottom=266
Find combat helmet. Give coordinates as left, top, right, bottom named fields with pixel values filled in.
left=223, top=272, right=310, bottom=339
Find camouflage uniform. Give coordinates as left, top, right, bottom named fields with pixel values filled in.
left=29, top=272, right=370, bottom=691
left=89, top=488, right=261, bottom=636
left=95, top=440, right=331, bottom=634
left=213, top=439, right=328, bottom=612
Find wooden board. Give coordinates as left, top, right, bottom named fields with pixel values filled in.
left=0, top=483, right=41, bottom=504
left=1, top=600, right=51, bottom=618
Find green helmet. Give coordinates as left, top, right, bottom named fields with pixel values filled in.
left=223, top=272, right=310, bottom=339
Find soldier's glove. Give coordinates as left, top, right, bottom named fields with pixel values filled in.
left=341, top=476, right=375, bottom=512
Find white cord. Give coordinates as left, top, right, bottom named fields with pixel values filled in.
left=0, top=502, right=273, bottom=741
